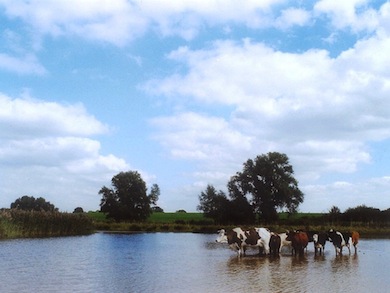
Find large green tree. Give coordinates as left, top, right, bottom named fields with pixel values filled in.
left=228, top=152, right=304, bottom=222
left=99, top=171, right=158, bottom=221
left=10, top=195, right=58, bottom=212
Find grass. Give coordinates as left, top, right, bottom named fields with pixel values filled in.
left=148, top=212, right=209, bottom=223
left=87, top=211, right=390, bottom=237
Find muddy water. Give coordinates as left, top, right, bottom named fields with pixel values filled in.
left=0, top=233, right=388, bottom=292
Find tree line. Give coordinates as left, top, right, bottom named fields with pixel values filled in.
left=326, top=205, right=390, bottom=225
left=8, top=151, right=388, bottom=226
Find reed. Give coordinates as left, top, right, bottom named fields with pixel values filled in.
left=0, top=209, right=94, bottom=239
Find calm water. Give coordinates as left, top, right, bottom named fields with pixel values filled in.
left=0, top=232, right=388, bottom=293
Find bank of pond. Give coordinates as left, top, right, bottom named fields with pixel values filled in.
left=0, top=209, right=389, bottom=239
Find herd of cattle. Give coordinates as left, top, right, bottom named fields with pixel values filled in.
left=215, top=227, right=360, bottom=257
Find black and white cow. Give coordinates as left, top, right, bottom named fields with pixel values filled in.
left=327, top=229, right=360, bottom=255
left=278, top=232, right=292, bottom=254
left=216, top=227, right=262, bottom=256
left=313, top=232, right=327, bottom=255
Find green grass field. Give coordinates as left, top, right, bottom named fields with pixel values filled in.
left=86, top=211, right=390, bottom=237
left=87, top=211, right=210, bottom=223
left=148, top=212, right=207, bottom=223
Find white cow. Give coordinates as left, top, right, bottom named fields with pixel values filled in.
left=278, top=232, right=292, bottom=254
left=255, top=227, right=271, bottom=255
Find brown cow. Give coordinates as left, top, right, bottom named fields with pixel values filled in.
left=286, top=230, right=308, bottom=257
left=351, top=231, right=360, bottom=254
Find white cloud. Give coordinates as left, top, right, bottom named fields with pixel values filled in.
left=0, top=94, right=108, bottom=138
left=146, top=34, right=390, bottom=183
left=0, top=53, right=46, bottom=75
left=150, top=112, right=253, bottom=162
left=0, top=0, right=147, bottom=46
left=0, top=0, right=302, bottom=45
left=275, top=8, right=311, bottom=29
left=314, top=0, right=379, bottom=32
left=0, top=93, right=129, bottom=211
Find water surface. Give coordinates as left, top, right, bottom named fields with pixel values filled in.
left=0, top=233, right=388, bottom=292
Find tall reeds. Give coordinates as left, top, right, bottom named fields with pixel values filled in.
left=0, top=209, right=94, bottom=239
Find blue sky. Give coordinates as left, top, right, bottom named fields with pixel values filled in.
left=1, top=0, right=390, bottom=213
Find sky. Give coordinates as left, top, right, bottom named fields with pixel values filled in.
left=1, top=0, right=390, bottom=213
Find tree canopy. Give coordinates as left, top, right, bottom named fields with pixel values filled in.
left=229, top=152, right=304, bottom=222
left=99, top=171, right=159, bottom=221
left=10, top=195, right=58, bottom=212
left=198, top=152, right=304, bottom=224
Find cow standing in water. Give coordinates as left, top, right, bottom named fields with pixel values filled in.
left=278, top=232, right=292, bottom=254
left=216, top=227, right=262, bottom=256
left=255, top=227, right=271, bottom=255
left=269, top=233, right=281, bottom=256
left=328, top=229, right=360, bottom=255
left=313, top=232, right=327, bottom=255
left=286, top=230, right=309, bottom=257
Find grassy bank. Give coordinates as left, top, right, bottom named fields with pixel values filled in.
left=88, top=211, right=390, bottom=238
left=0, top=209, right=94, bottom=239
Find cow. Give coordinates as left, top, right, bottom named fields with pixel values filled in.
left=255, top=227, right=271, bottom=255
left=269, top=233, right=281, bottom=256
left=286, top=230, right=309, bottom=257
left=295, top=230, right=317, bottom=252
left=327, top=229, right=360, bottom=255
left=313, top=232, right=327, bottom=255
left=216, top=227, right=262, bottom=256
left=278, top=232, right=292, bottom=254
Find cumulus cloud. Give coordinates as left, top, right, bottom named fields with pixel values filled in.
left=150, top=111, right=253, bottom=161
left=0, top=94, right=108, bottom=138
left=314, top=0, right=379, bottom=32
left=0, top=0, right=147, bottom=46
left=0, top=93, right=128, bottom=210
left=146, top=32, right=390, bottom=183
left=275, top=8, right=312, bottom=29
left=0, top=0, right=313, bottom=45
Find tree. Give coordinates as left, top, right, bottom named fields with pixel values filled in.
left=197, top=185, right=230, bottom=224
left=99, top=171, right=157, bottom=221
left=329, top=205, right=341, bottom=214
left=73, top=207, right=84, bottom=213
left=228, top=152, right=304, bottom=222
left=148, top=183, right=160, bottom=207
left=10, top=195, right=58, bottom=212
left=328, top=205, right=341, bottom=225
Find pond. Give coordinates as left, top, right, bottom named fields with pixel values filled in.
left=0, top=232, right=388, bottom=292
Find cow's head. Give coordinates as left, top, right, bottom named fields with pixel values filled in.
left=216, top=229, right=228, bottom=243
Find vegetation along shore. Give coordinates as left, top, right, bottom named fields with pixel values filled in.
left=88, top=211, right=390, bottom=238
left=0, top=209, right=388, bottom=240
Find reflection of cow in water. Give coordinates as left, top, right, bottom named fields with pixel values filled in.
left=216, top=227, right=262, bottom=256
